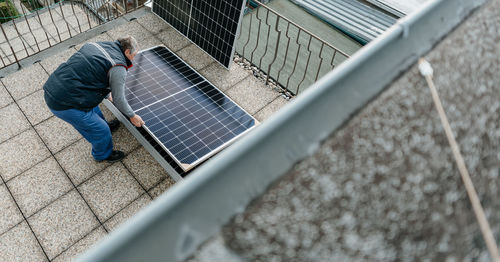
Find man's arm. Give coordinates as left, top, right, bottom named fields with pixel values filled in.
left=109, top=66, right=145, bottom=127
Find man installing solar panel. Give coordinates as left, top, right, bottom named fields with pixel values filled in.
left=42, top=36, right=145, bottom=163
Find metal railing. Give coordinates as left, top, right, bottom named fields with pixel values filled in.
left=0, top=0, right=143, bottom=68
left=236, top=0, right=350, bottom=95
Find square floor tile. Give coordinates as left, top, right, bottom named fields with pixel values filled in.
left=135, top=13, right=171, bottom=35
left=8, top=157, right=73, bottom=217
left=177, top=45, right=215, bottom=71
left=0, top=222, right=47, bottom=262
left=104, top=194, right=151, bottom=232
left=226, top=76, right=279, bottom=114
left=78, top=162, right=145, bottom=221
left=112, top=126, right=140, bottom=154
left=51, top=226, right=106, bottom=262
left=0, top=129, right=51, bottom=181
left=140, top=35, right=164, bottom=50
left=254, top=96, right=291, bottom=122
left=40, top=47, right=76, bottom=74
left=17, top=89, right=53, bottom=125
left=156, top=28, right=191, bottom=52
left=123, top=147, right=168, bottom=190
left=55, top=139, right=111, bottom=185
left=149, top=176, right=176, bottom=199
left=0, top=83, right=13, bottom=109
left=75, top=33, right=113, bottom=50
left=1, top=63, right=48, bottom=100
left=0, top=103, right=30, bottom=144
left=200, top=62, right=250, bottom=91
left=35, top=116, right=81, bottom=154
left=29, top=190, right=99, bottom=260
left=106, top=20, right=154, bottom=43
left=0, top=184, right=24, bottom=235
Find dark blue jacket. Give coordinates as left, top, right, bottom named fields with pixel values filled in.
left=43, top=41, right=132, bottom=111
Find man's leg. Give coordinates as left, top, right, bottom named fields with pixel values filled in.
left=51, top=107, right=113, bottom=160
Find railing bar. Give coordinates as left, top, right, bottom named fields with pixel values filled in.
left=81, top=0, right=94, bottom=29
left=44, top=0, right=62, bottom=43
left=123, top=0, right=128, bottom=14
left=254, top=0, right=349, bottom=58
left=276, top=22, right=291, bottom=84
left=0, top=13, right=20, bottom=67
left=258, top=8, right=272, bottom=69
left=314, top=43, right=325, bottom=82
left=242, top=2, right=254, bottom=58
left=296, top=35, right=313, bottom=94
left=286, top=28, right=302, bottom=90
left=69, top=1, right=82, bottom=34
left=250, top=7, right=263, bottom=63
left=330, top=49, right=337, bottom=70
left=266, top=16, right=281, bottom=84
left=34, top=3, right=52, bottom=48
left=59, top=2, right=73, bottom=38
left=19, top=3, right=41, bottom=53
left=104, top=1, right=111, bottom=22
left=6, top=3, right=30, bottom=58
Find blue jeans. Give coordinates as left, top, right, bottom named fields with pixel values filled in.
left=50, top=106, right=113, bottom=160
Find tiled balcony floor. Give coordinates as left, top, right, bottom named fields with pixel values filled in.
left=0, top=11, right=289, bottom=262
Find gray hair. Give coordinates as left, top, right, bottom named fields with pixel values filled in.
left=117, top=36, right=139, bottom=54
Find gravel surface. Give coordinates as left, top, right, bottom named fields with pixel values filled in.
left=218, top=0, right=500, bottom=261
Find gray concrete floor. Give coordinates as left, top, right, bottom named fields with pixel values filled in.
left=0, top=10, right=289, bottom=262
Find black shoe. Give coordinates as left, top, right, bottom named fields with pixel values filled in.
left=102, top=150, right=125, bottom=163
left=108, top=119, right=120, bottom=133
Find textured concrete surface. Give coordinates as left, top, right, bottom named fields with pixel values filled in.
left=0, top=222, right=47, bottom=262
left=0, top=184, right=23, bottom=235
left=1, top=63, right=48, bottom=99
left=208, top=1, right=500, bottom=261
left=39, top=47, right=77, bottom=74
left=78, top=163, right=145, bottom=221
left=122, top=146, right=169, bottom=190
left=0, top=103, right=30, bottom=143
left=226, top=76, right=280, bottom=114
left=7, top=157, right=72, bottom=217
left=0, top=7, right=289, bottom=262
left=200, top=62, right=250, bottom=91
left=177, top=44, right=216, bottom=71
left=17, top=89, right=54, bottom=125
left=52, top=227, right=107, bottom=262
left=35, top=116, right=82, bottom=153
left=254, top=96, right=291, bottom=122
left=0, top=83, right=13, bottom=108
left=28, top=190, right=99, bottom=259
left=104, top=194, right=152, bottom=232
left=0, top=129, right=50, bottom=181
left=55, top=139, right=111, bottom=185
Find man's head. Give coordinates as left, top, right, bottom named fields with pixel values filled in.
left=117, top=36, right=139, bottom=61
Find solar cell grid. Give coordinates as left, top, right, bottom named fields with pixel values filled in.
left=125, top=46, right=257, bottom=171
left=152, top=0, right=246, bottom=68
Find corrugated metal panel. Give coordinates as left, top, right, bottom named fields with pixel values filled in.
left=291, top=0, right=397, bottom=44
left=365, top=0, right=427, bottom=17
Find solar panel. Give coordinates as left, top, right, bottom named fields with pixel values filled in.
left=125, top=46, right=257, bottom=171
left=152, top=0, right=246, bottom=68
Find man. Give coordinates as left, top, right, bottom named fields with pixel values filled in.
left=43, top=36, right=144, bottom=163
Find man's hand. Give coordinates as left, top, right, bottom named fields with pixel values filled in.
left=130, top=115, right=145, bottom=127
left=107, top=93, right=113, bottom=102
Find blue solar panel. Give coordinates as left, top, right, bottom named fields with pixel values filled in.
left=125, top=46, right=257, bottom=171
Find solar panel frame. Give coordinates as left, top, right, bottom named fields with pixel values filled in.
left=151, top=0, right=247, bottom=68
left=125, top=45, right=258, bottom=172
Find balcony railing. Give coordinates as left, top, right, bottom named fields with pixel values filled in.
left=0, top=0, right=142, bottom=68
left=236, top=0, right=350, bottom=95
